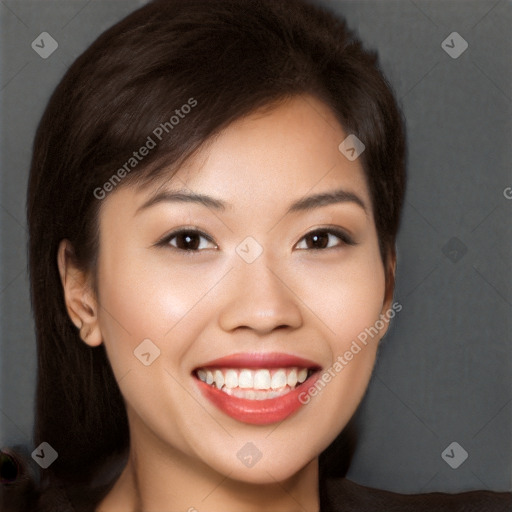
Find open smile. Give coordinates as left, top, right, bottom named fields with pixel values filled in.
left=193, top=353, right=321, bottom=425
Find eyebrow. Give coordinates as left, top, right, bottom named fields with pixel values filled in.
left=137, top=190, right=226, bottom=214
left=136, top=187, right=367, bottom=215
left=287, top=189, right=367, bottom=213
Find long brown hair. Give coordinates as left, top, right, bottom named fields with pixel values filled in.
left=27, top=0, right=406, bottom=488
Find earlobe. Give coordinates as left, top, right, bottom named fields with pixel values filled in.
left=378, top=249, right=397, bottom=339
left=57, top=240, right=103, bottom=347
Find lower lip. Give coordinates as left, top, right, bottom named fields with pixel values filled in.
left=195, top=373, right=320, bottom=425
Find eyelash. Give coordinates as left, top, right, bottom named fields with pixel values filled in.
left=155, top=227, right=356, bottom=253
left=295, top=227, right=356, bottom=250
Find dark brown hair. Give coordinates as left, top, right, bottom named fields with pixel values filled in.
left=27, top=0, right=406, bottom=489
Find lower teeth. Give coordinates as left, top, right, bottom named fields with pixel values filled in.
left=219, top=386, right=295, bottom=400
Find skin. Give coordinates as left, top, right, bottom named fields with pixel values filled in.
left=58, top=95, right=395, bottom=512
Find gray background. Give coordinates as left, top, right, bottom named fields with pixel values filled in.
left=1, top=0, right=510, bottom=494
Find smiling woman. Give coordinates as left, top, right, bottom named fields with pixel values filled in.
left=86, top=97, right=385, bottom=465
left=1, top=0, right=510, bottom=511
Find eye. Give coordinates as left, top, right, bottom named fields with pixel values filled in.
left=157, top=229, right=217, bottom=252
left=295, top=228, right=355, bottom=250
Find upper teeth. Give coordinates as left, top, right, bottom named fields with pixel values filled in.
left=196, top=367, right=309, bottom=391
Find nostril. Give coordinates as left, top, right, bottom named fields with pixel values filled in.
left=0, top=450, right=19, bottom=484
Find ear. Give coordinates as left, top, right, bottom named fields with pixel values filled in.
left=378, top=248, right=397, bottom=339
left=57, top=239, right=103, bottom=347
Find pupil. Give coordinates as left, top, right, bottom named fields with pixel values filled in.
left=180, top=233, right=198, bottom=250
left=309, top=232, right=328, bottom=249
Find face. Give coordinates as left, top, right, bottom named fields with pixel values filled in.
left=67, top=95, right=392, bottom=484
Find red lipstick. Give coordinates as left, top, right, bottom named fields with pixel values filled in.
left=193, top=352, right=321, bottom=425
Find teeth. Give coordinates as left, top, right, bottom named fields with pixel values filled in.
left=271, top=369, right=287, bottom=390
left=238, top=369, right=253, bottom=388
left=224, top=369, right=238, bottom=389
left=287, top=369, right=298, bottom=387
left=245, top=390, right=256, bottom=400
left=213, top=369, right=224, bottom=389
left=297, top=368, right=308, bottom=384
left=196, top=366, right=315, bottom=399
left=222, top=387, right=291, bottom=400
left=254, top=369, right=271, bottom=389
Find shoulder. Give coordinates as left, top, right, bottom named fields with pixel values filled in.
left=1, top=448, right=110, bottom=512
left=321, top=477, right=512, bottom=512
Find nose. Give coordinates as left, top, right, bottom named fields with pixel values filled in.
left=217, top=257, right=303, bottom=335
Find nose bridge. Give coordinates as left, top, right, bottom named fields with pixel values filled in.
left=217, top=250, right=303, bottom=334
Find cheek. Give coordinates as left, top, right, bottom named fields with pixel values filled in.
left=93, top=246, right=222, bottom=452
left=94, top=243, right=222, bottom=374
left=294, top=248, right=386, bottom=352
left=289, top=248, right=386, bottom=435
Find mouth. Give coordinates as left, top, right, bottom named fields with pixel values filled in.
left=195, top=367, right=316, bottom=399
left=193, top=353, right=321, bottom=425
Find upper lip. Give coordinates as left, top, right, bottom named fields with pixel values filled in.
left=194, top=352, right=322, bottom=370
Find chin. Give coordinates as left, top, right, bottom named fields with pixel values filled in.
left=228, top=460, right=312, bottom=485
left=206, top=440, right=318, bottom=485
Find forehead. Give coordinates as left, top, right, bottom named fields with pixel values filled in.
left=107, top=95, right=372, bottom=217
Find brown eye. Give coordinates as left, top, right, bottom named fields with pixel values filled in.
left=304, top=231, right=330, bottom=249
left=163, top=230, right=217, bottom=251
left=295, top=229, right=355, bottom=250
left=174, top=232, right=201, bottom=250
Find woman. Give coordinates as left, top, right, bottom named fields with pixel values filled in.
left=1, top=0, right=510, bottom=510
